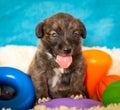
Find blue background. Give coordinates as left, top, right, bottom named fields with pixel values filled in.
left=0, top=0, right=120, bottom=48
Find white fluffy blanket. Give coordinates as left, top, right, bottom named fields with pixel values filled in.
left=0, top=45, right=120, bottom=76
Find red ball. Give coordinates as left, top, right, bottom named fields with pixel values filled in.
left=96, top=75, right=120, bottom=101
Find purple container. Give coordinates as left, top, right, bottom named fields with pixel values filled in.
left=34, top=98, right=102, bottom=109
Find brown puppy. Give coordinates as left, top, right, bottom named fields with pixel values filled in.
left=28, top=13, right=88, bottom=102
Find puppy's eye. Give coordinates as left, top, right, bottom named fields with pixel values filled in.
left=73, top=31, right=80, bottom=38
left=50, top=31, right=58, bottom=37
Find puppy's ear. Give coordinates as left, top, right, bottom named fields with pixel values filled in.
left=81, top=22, right=87, bottom=39
left=78, top=19, right=87, bottom=39
left=36, top=22, right=45, bottom=38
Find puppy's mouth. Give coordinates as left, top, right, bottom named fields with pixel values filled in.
left=56, top=55, right=72, bottom=69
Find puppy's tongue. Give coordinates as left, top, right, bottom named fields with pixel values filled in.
left=56, top=55, right=72, bottom=68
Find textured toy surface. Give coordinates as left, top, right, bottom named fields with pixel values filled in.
left=35, top=98, right=102, bottom=109
left=0, top=67, right=35, bottom=110
left=102, top=80, right=120, bottom=106
left=83, top=49, right=112, bottom=99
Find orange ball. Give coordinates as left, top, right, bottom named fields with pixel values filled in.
left=96, top=75, right=120, bottom=101
left=83, top=49, right=112, bottom=99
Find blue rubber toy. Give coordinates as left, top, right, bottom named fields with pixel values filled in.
left=0, top=67, right=36, bottom=110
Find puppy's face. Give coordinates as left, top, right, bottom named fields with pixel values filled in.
left=36, top=13, right=86, bottom=67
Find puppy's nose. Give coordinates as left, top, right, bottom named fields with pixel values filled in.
left=64, top=48, right=71, bottom=54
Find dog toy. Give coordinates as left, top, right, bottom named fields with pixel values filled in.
left=102, top=80, right=120, bottom=106
left=96, top=75, right=120, bottom=101
left=83, top=49, right=112, bottom=99
left=34, top=98, right=102, bottom=109
left=0, top=67, right=35, bottom=110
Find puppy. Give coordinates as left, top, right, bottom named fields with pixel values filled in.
left=28, top=13, right=88, bottom=102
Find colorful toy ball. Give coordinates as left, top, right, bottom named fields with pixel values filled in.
left=83, top=49, right=112, bottom=99
left=0, top=67, right=36, bottom=110
left=102, top=80, right=120, bottom=106
left=96, top=75, right=120, bottom=101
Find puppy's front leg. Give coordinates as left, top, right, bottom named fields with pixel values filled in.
left=70, top=72, right=88, bottom=99
left=30, top=72, right=50, bottom=103
left=36, top=75, right=50, bottom=103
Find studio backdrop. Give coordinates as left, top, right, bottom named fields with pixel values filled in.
left=0, top=0, right=120, bottom=48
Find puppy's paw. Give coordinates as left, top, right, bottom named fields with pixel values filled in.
left=38, top=97, right=50, bottom=103
left=70, top=94, right=83, bottom=100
